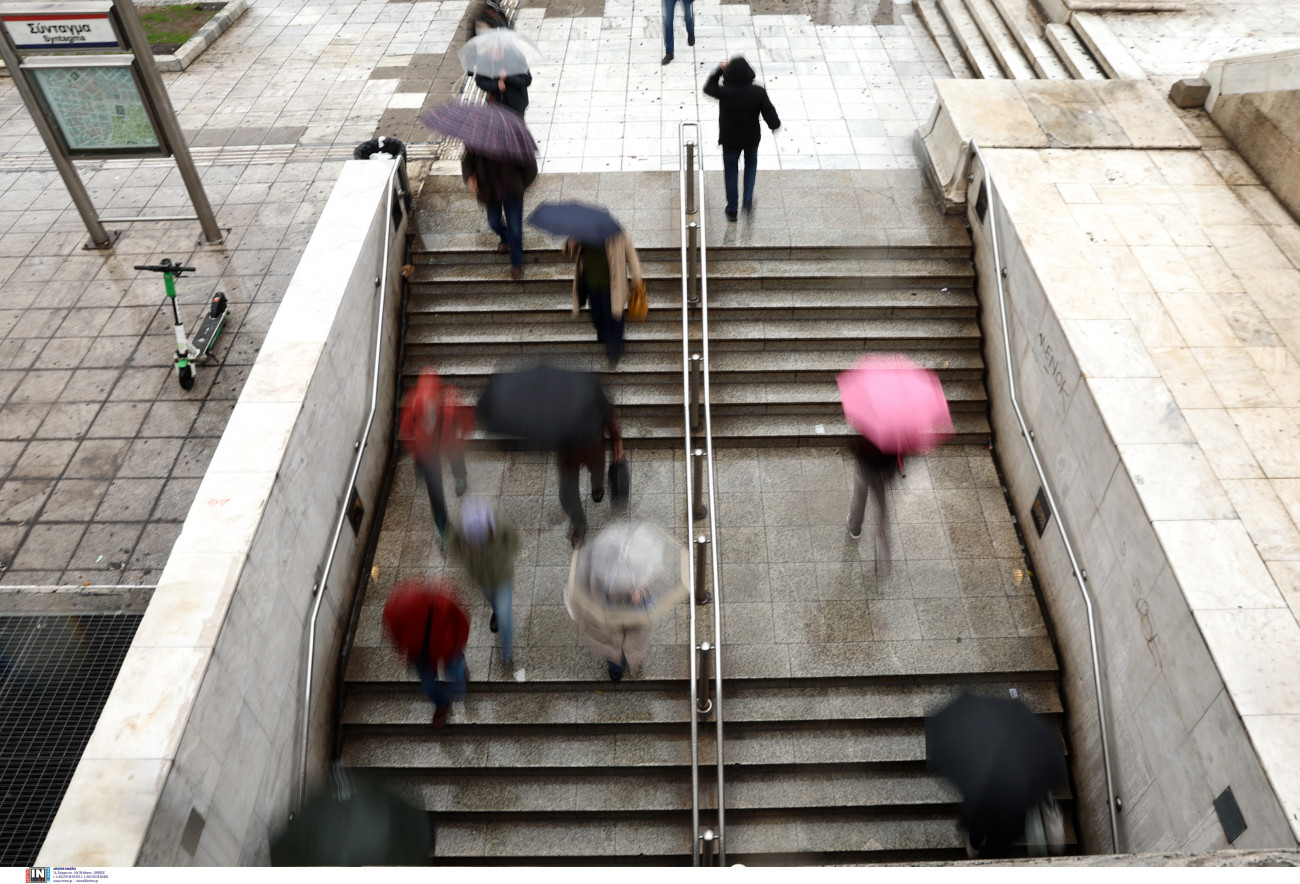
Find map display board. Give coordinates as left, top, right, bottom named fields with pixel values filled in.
left=27, top=61, right=164, bottom=156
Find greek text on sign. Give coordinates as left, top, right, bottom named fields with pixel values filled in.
left=2, top=13, right=119, bottom=50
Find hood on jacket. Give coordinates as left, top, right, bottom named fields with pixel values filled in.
left=724, top=56, right=756, bottom=85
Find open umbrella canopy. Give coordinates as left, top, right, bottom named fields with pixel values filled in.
left=459, top=28, right=540, bottom=76
left=925, top=694, right=1067, bottom=829
left=476, top=364, right=610, bottom=450
left=270, top=771, right=430, bottom=866
left=837, top=353, right=953, bottom=455
left=527, top=201, right=624, bottom=243
left=567, top=521, right=690, bottom=627
left=419, top=102, right=537, bottom=164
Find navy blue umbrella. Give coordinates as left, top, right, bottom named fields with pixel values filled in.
left=527, top=202, right=623, bottom=244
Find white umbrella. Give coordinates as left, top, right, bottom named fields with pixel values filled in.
left=566, top=521, right=689, bottom=628
left=459, top=28, right=542, bottom=77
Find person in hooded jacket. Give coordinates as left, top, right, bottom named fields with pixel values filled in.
left=382, top=576, right=470, bottom=731
left=463, top=148, right=538, bottom=279
left=702, top=56, right=781, bottom=222
left=399, top=369, right=473, bottom=546
left=447, top=495, right=518, bottom=664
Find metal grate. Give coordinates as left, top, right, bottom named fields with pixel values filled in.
left=0, top=614, right=142, bottom=867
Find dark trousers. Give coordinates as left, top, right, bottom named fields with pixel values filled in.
left=486, top=196, right=524, bottom=267
left=587, top=286, right=624, bottom=361
left=416, top=447, right=467, bottom=540
left=722, top=145, right=759, bottom=214
left=559, top=441, right=606, bottom=532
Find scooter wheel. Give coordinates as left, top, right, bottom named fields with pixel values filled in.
left=178, top=365, right=195, bottom=390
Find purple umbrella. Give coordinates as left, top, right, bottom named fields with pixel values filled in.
left=419, top=102, right=537, bottom=164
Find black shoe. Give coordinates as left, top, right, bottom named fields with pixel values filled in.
left=592, top=487, right=605, bottom=503
left=688, top=34, right=695, bottom=46
left=490, top=613, right=498, bottom=633
left=609, top=666, right=623, bottom=683
left=743, top=201, right=754, bottom=216
left=726, top=211, right=737, bottom=222
left=570, top=527, right=586, bottom=548
left=662, top=53, right=673, bottom=65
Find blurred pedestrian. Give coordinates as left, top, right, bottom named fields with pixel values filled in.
left=565, top=230, right=643, bottom=366
left=466, top=0, right=510, bottom=39
left=570, top=597, right=652, bottom=682
left=399, top=369, right=473, bottom=546
left=463, top=148, right=538, bottom=279
left=447, top=495, right=518, bottom=664
left=558, top=403, right=623, bottom=548
left=847, top=434, right=899, bottom=569
left=661, top=0, right=694, bottom=65
left=475, top=65, right=531, bottom=118
left=702, top=56, right=780, bottom=222
left=381, top=577, right=470, bottom=731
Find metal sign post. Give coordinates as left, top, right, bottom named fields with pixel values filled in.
left=0, top=0, right=224, bottom=248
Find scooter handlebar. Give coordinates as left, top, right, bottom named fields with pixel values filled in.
left=133, top=259, right=196, bottom=274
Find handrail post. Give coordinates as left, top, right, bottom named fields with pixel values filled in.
left=698, top=827, right=716, bottom=866
left=687, top=222, right=700, bottom=305
left=692, top=448, right=708, bottom=520
left=694, top=535, right=711, bottom=605
left=685, top=141, right=697, bottom=214
left=696, top=642, right=713, bottom=717
left=689, top=353, right=703, bottom=432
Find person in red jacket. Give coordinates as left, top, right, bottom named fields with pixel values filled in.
left=399, top=369, right=474, bottom=545
left=382, top=576, right=470, bottom=730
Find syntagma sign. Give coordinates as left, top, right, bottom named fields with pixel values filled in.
left=1, top=2, right=120, bottom=50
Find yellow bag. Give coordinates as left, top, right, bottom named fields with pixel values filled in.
left=626, top=280, right=648, bottom=322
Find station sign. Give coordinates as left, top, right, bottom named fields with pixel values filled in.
left=0, top=2, right=120, bottom=51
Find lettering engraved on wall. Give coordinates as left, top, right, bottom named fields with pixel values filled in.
left=1036, top=331, right=1070, bottom=413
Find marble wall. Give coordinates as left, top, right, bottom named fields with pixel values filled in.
left=35, top=159, right=408, bottom=866
left=967, top=152, right=1297, bottom=854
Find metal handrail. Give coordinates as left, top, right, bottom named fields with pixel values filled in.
left=297, top=157, right=404, bottom=809
left=677, top=120, right=727, bottom=866
left=969, top=141, right=1120, bottom=853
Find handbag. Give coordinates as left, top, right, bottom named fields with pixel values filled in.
left=625, top=280, right=648, bottom=322
left=608, top=457, right=630, bottom=503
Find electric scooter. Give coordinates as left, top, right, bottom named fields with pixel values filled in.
left=133, top=258, right=231, bottom=390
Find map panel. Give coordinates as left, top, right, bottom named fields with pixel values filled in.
left=29, top=64, right=162, bottom=155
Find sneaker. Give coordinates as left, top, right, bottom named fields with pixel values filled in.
left=510, top=265, right=523, bottom=280
left=431, top=705, right=449, bottom=731
left=688, top=34, right=695, bottom=46
left=847, top=516, right=861, bottom=540
left=726, top=211, right=737, bottom=222
left=592, top=486, right=605, bottom=503
left=662, top=53, right=673, bottom=65
left=454, top=476, right=468, bottom=497
left=490, top=612, right=498, bottom=633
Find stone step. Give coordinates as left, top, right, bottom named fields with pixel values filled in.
left=1070, top=11, right=1146, bottom=80
left=937, top=0, right=1007, bottom=79
left=402, top=349, right=988, bottom=385
left=342, top=680, right=1064, bottom=728
left=990, top=0, right=1072, bottom=79
left=407, top=286, right=979, bottom=321
left=965, top=0, right=1039, bottom=79
left=915, top=0, right=978, bottom=79
left=1045, top=23, right=1108, bottom=80
left=345, top=631, right=1055, bottom=685
left=405, top=317, right=984, bottom=350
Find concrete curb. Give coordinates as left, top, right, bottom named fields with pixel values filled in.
left=152, top=0, right=250, bottom=73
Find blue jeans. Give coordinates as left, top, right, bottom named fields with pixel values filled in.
left=722, top=145, right=758, bottom=215
left=415, top=449, right=467, bottom=541
left=415, top=653, right=467, bottom=709
left=480, top=579, right=514, bottom=663
left=586, top=285, right=624, bottom=361
left=486, top=196, right=524, bottom=267
left=662, top=0, right=693, bottom=55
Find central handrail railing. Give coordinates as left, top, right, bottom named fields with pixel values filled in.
left=678, top=120, right=726, bottom=866
left=969, top=141, right=1120, bottom=853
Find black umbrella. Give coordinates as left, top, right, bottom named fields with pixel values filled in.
left=925, top=694, right=1066, bottom=829
left=270, top=771, right=431, bottom=866
left=476, top=364, right=610, bottom=450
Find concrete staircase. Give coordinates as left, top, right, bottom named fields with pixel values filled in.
left=339, top=659, right=1075, bottom=864
left=403, top=228, right=989, bottom=448
left=917, top=0, right=1111, bottom=80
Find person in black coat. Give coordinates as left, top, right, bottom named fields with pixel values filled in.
left=474, top=66, right=531, bottom=118
left=702, top=56, right=780, bottom=221
left=462, top=150, right=538, bottom=279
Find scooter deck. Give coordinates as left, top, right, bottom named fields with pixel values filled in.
left=191, top=308, right=230, bottom=357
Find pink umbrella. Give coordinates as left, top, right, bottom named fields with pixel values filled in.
left=837, top=354, right=954, bottom=455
